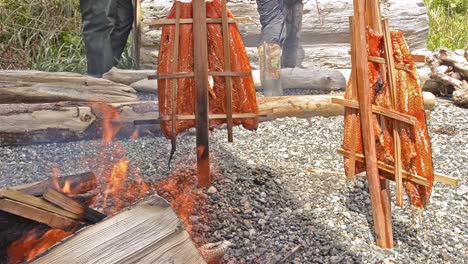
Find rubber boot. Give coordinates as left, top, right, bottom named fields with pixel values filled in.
left=258, top=42, right=283, bottom=96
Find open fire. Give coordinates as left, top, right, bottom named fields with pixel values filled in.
left=5, top=103, right=157, bottom=263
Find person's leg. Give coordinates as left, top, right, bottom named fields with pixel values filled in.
left=79, top=0, right=117, bottom=77
left=111, top=0, right=134, bottom=64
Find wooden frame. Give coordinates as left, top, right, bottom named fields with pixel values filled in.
left=156, top=0, right=257, bottom=187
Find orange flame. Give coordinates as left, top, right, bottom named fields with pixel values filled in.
left=102, top=158, right=129, bottom=213
left=131, top=129, right=139, bottom=140
left=89, top=102, right=123, bottom=144
left=50, top=165, right=76, bottom=195
left=7, top=228, right=73, bottom=263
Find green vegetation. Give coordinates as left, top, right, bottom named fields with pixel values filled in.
left=424, top=0, right=468, bottom=50
left=0, top=0, right=132, bottom=72
left=0, top=0, right=465, bottom=72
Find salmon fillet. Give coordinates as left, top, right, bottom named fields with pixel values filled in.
left=157, top=0, right=258, bottom=139
left=343, top=28, right=434, bottom=208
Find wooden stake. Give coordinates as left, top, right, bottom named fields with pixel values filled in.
left=352, top=0, right=393, bottom=248
left=382, top=19, right=404, bottom=207
left=221, top=0, right=234, bottom=142
left=347, top=16, right=359, bottom=180
left=43, top=189, right=106, bottom=224
left=193, top=0, right=211, bottom=187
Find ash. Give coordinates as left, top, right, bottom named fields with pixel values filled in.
left=0, top=98, right=467, bottom=263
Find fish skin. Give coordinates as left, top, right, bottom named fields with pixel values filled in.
left=157, top=0, right=258, bottom=139
left=343, top=28, right=434, bottom=208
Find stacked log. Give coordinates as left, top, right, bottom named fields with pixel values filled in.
left=140, top=0, right=429, bottom=69
left=0, top=70, right=137, bottom=103
left=425, top=48, right=468, bottom=107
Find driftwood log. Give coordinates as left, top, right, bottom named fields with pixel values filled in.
left=139, top=0, right=429, bottom=69
left=0, top=70, right=137, bottom=103
left=102, top=67, right=155, bottom=85
left=101, top=68, right=346, bottom=92
left=426, top=48, right=468, bottom=107
left=0, top=93, right=436, bottom=145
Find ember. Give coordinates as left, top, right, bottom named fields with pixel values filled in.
left=156, top=169, right=207, bottom=234
left=7, top=228, right=73, bottom=264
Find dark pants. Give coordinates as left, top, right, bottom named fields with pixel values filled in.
left=79, top=0, right=133, bottom=77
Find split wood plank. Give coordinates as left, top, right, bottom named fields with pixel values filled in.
left=43, top=189, right=106, bottom=224
left=221, top=0, right=234, bottom=142
left=352, top=0, right=393, bottom=248
left=0, top=188, right=82, bottom=221
left=0, top=199, right=78, bottom=230
left=193, top=0, right=211, bottom=188
left=149, top=17, right=251, bottom=28
left=31, top=196, right=206, bottom=264
left=11, top=172, right=96, bottom=197
left=382, top=19, right=404, bottom=207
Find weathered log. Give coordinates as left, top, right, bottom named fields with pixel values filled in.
left=433, top=48, right=468, bottom=78
left=102, top=67, right=155, bottom=85
left=0, top=93, right=436, bottom=145
left=0, top=80, right=137, bottom=103
left=0, top=70, right=116, bottom=85
left=11, top=172, right=97, bottom=197
left=453, top=88, right=468, bottom=108
left=0, top=101, right=160, bottom=145
left=96, top=67, right=346, bottom=91
left=140, top=0, right=429, bottom=69
left=130, top=78, right=158, bottom=92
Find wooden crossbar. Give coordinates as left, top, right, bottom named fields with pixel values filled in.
left=149, top=17, right=252, bottom=29
left=368, top=56, right=410, bottom=70
left=338, top=149, right=430, bottom=187
left=159, top=113, right=260, bottom=121
left=149, top=71, right=251, bottom=80
left=331, top=97, right=417, bottom=125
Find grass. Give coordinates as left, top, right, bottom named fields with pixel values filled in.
left=0, top=1, right=465, bottom=72
left=424, top=0, right=468, bottom=50
left=0, top=0, right=133, bottom=73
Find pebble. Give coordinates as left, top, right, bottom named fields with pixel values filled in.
left=207, top=186, right=217, bottom=194
left=0, top=98, right=466, bottom=263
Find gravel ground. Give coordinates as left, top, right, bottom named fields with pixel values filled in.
left=0, top=97, right=467, bottom=263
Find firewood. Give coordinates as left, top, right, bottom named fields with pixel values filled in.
left=43, top=189, right=106, bottom=223
left=0, top=188, right=82, bottom=221
left=31, top=196, right=205, bottom=264
left=0, top=199, right=78, bottom=230
left=11, top=172, right=97, bottom=197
